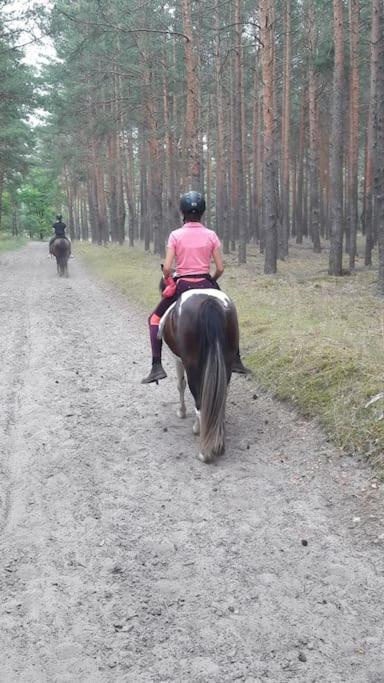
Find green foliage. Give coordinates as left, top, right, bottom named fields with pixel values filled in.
left=0, top=235, right=27, bottom=252
left=17, top=166, right=64, bottom=238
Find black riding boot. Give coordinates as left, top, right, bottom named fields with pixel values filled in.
left=141, top=361, right=167, bottom=384
left=232, top=350, right=250, bottom=375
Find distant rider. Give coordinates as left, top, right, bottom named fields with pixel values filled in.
left=49, top=215, right=71, bottom=254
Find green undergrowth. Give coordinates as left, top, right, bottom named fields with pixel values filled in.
left=78, top=241, right=384, bottom=470
left=0, top=235, right=27, bottom=253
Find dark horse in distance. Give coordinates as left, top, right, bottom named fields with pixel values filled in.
left=160, top=289, right=239, bottom=463
left=51, top=238, right=70, bottom=277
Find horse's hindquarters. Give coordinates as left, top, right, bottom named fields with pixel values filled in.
left=52, top=239, right=70, bottom=277
left=164, top=291, right=238, bottom=463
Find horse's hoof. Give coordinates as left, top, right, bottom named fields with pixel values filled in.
left=198, top=452, right=209, bottom=463
left=177, top=408, right=186, bottom=419
left=192, top=423, right=200, bottom=435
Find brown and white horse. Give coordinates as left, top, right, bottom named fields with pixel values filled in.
left=160, top=289, right=239, bottom=463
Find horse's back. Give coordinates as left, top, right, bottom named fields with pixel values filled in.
left=169, top=289, right=239, bottom=366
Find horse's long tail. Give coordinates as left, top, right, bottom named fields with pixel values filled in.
left=198, top=297, right=228, bottom=461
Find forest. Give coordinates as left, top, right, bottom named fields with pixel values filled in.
left=0, top=0, right=383, bottom=291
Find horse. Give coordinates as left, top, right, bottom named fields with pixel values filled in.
left=160, top=289, right=239, bottom=463
left=51, top=238, right=70, bottom=277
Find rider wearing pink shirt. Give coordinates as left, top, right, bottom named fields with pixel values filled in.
left=141, top=191, right=248, bottom=384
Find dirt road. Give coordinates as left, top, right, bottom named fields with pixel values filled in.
left=0, top=243, right=383, bottom=682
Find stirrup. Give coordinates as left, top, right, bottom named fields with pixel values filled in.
left=141, top=363, right=167, bottom=384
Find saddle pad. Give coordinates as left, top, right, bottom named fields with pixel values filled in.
left=158, top=289, right=231, bottom=340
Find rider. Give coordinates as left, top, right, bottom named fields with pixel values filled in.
left=141, top=191, right=248, bottom=384
left=49, top=215, right=71, bottom=254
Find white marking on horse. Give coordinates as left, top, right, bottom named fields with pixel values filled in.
left=158, top=302, right=177, bottom=339
left=178, top=289, right=230, bottom=312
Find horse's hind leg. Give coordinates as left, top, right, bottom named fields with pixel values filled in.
left=176, top=359, right=187, bottom=418
left=193, top=408, right=201, bottom=436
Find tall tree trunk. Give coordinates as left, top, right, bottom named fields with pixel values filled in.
left=181, top=0, right=202, bottom=189
left=307, top=1, right=321, bottom=253
left=374, top=0, right=384, bottom=293
left=365, top=0, right=381, bottom=266
left=214, top=0, right=229, bottom=252
left=234, top=0, right=246, bottom=263
left=64, top=165, right=76, bottom=241
left=163, top=47, right=179, bottom=232
left=280, top=0, right=291, bottom=258
left=251, top=60, right=261, bottom=242
left=328, top=0, right=345, bottom=275
left=295, top=90, right=306, bottom=244
left=261, top=0, right=278, bottom=274
left=348, top=0, right=360, bottom=270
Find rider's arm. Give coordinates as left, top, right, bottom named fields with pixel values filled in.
left=212, top=247, right=224, bottom=281
left=162, top=246, right=175, bottom=279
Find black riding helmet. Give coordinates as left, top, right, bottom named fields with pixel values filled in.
left=179, top=191, right=206, bottom=218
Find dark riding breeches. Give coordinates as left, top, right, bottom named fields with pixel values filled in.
left=148, top=278, right=220, bottom=362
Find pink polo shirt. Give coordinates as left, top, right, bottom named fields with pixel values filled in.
left=167, top=222, right=221, bottom=276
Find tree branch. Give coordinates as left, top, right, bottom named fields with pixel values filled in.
left=57, top=10, right=190, bottom=42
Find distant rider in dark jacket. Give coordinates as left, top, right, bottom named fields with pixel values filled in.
left=49, top=215, right=71, bottom=254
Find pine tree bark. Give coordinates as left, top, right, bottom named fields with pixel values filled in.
left=348, top=0, right=360, bottom=270
left=295, top=90, right=306, bottom=244
left=328, top=0, right=345, bottom=275
left=374, top=1, right=384, bottom=293
left=261, top=0, right=278, bottom=274
left=307, top=1, right=321, bottom=253
left=365, top=0, right=381, bottom=266
left=235, top=0, right=246, bottom=264
left=280, top=0, right=291, bottom=258
left=251, top=60, right=261, bottom=242
left=214, top=0, right=229, bottom=251
left=181, top=0, right=201, bottom=189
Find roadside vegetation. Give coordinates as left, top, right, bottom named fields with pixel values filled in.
left=78, top=241, right=384, bottom=471
left=0, top=234, right=27, bottom=253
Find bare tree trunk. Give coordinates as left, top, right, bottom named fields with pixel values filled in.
left=64, top=165, right=76, bottom=241
left=251, top=60, right=261, bottom=242
left=261, top=0, right=278, bottom=274
left=307, top=1, right=321, bottom=253
left=214, top=0, right=229, bottom=251
left=181, top=0, right=202, bottom=189
left=348, top=0, right=360, bottom=270
left=295, top=90, right=306, bottom=244
left=365, top=0, right=380, bottom=266
left=328, top=0, right=345, bottom=275
left=280, top=0, right=291, bottom=258
left=374, top=0, right=384, bottom=292
left=234, top=0, right=246, bottom=264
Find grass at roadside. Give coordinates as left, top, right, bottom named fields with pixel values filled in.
left=0, top=235, right=27, bottom=253
left=78, top=241, right=384, bottom=469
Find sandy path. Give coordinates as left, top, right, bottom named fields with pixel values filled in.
left=0, top=242, right=383, bottom=683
